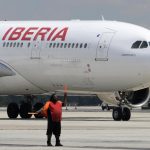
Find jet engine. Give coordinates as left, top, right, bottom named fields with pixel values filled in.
left=98, top=88, right=150, bottom=121
left=117, top=88, right=150, bottom=107
left=98, top=88, right=150, bottom=108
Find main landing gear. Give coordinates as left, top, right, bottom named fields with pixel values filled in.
left=7, top=102, right=19, bottom=118
left=112, top=107, right=131, bottom=121
left=7, top=95, right=44, bottom=119
left=101, top=102, right=131, bottom=121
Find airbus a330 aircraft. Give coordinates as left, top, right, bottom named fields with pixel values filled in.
left=0, top=20, right=150, bottom=121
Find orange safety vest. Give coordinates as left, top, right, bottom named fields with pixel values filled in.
left=41, top=100, right=62, bottom=122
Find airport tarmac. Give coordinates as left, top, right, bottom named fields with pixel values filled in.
left=0, top=107, right=150, bottom=150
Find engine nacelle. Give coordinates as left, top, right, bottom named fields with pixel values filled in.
left=97, top=88, right=150, bottom=108
left=117, top=88, right=150, bottom=107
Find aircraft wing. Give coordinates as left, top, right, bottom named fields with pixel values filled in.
left=0, top=63, right=15, bottom=77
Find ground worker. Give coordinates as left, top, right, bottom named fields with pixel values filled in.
left=37, top=94, right=63, bottom=146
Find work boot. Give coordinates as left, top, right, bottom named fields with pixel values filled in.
left=47, top=135, right=53, bottom=146
left=55, top=136, right=63, bottom=146
left=55, top=141, right=63, bottom=146
left=47, top=141, right=53, bottom=146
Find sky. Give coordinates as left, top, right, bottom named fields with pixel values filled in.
left=0, top=0, right=150, bottom=28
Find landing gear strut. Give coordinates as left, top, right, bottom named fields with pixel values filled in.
left=112, top=107, right=131, bottom=121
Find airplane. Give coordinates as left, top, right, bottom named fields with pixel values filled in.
left=0, top=20, right=150, bottom=121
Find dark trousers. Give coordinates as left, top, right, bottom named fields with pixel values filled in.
left=47, top=121, right=61, bottom=137
left=46, top=109, right=62, bottom=145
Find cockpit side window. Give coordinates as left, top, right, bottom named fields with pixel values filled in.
left=140, top=41, right=148, bottom=48
left=131, top=41, right=142, bottom=48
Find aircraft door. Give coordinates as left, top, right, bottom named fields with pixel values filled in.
left=95, top=32, right=114, bottom=61
left=30, top=41, right=41, bottom=59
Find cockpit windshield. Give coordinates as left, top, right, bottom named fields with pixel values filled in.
left=131, top=41, right=148, bottom=49
left=131, top=41, right=142, bottom=48
left=140, top=41, right=148, bottom=48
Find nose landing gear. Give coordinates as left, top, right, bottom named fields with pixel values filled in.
left=112, top=107, right=131, bottom=121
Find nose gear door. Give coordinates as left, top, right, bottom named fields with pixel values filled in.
left=95, top=32, right=114, bottom=61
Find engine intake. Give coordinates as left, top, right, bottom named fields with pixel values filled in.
left=118, top=88, right=150, bottom=107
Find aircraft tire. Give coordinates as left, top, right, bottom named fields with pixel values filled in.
left=7, top=103, right=19, bottom=118
left=112, top=107, right=122, bottom=121
left=122, top=107, right=131, bottom=121
left=20, top=102, right=32, bottom=119
left=33, top=102, right=44, bottom=118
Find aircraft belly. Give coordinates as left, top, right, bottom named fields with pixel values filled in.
left=91, top=59, right=147, bottom=91
left=7, top=59, right=95, bottom=92
left=6, top=58, right=147, bottom=93
left=38, top=60, right=96, bottom=91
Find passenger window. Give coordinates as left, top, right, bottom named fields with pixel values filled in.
left=57, top=43, right=59, bottom=48
left=72, top=43, right=75, bottom=48
left=10, top=42, right=13, bottom=47
left=131, top=41, right=142, bottom=48
left=76, top=43, right=78, bottom=48
left=20, top=43, right=23, bottom=47
left=80, top=43, right=83, bottom=48
left=64, top=43, right=67, bottom=48
left=84, top=43, right=87, bottom=48
left=3, top=42, right=6, bottom=47
left=140, top=41, right=148, bottom=48
left=28, top=43, right=30, bottom=48
left=68, top=43, right=71, bottom=48
left=17, top=43, right=20, bottom=47
left=6, top=42, right=9, bottom=47
left=53, top=43, right=56, bottom=48
left=49, top=43, right=52, bottom=48
left=13, top=43, right=16, bottom=47
left=60, top=43, right=63, bottom=48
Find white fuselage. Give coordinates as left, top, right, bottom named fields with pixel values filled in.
left=0, top=20, right=150, bottom=99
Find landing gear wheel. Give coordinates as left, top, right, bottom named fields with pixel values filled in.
left=20, top=103, right=32, bottom=119
left=112, top=107, right=122, bottom=121
left=122, top=107, right=131, bottom=121
left=7, top=103, right=19, bottom=118
left=33, top=102, right=44, bottom=118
